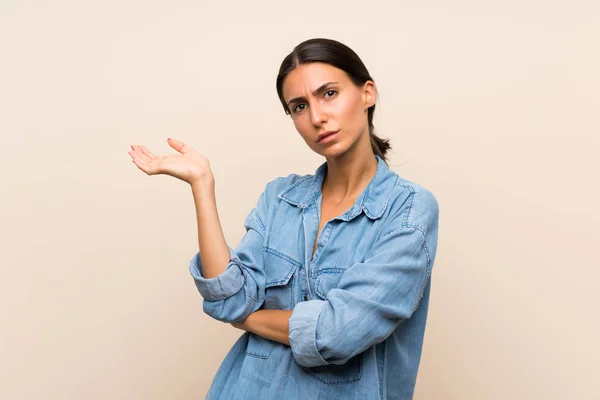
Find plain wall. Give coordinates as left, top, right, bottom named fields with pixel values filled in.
left=1, top=0, right=598, bottom=398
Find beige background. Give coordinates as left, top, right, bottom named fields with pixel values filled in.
left=1, top=1, right=598, bottom=399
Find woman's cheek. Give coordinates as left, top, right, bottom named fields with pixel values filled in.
left=335, top=98, right=355, bottom=121
left=294, top=121, right=314, bottom=145
left=292, top=118, right=305, bottom=135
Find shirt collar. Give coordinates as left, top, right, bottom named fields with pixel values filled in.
left=277, top=154, right=398, bottom=221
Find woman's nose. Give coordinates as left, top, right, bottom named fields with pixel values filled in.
left=310, top=102, right=327, bottom=126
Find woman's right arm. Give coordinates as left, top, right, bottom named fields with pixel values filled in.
left=188, top=177, right=271, bottom=323
left=129, top=138, right=268, bottom=323
left=190, top=177, right=230, bottom=279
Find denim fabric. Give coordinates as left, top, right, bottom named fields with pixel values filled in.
left=190, top=155, right=440, bottom=400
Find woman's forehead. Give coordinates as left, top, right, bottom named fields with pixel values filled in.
left=282, top=63, right=348, bottom=98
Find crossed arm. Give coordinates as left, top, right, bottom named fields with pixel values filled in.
left=198, top=223, right=437, bottom=368
left=230, top=310, right=293, bottom=346
left=191, top=178, right=439, bottom=367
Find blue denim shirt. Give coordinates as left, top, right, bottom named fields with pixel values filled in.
left=190, top=155, right=439, bottom=400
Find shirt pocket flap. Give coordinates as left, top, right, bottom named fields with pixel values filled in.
left=315, top=269, right=345, bottom=300
left=264, top=248, right=300, bottom=288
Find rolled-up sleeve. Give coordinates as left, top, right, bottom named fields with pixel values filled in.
left=288, top=300, right=328, bottom=365
left=289, top=190, right=439, bottom=367
left=189, top=180, right=276, bottom=324
left=189, top=246, right=246, bottom=300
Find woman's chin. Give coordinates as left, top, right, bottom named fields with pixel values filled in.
left=314, top=145, right=346, bottom=158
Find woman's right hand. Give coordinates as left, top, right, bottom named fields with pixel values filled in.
left=128, top=137, right=213, bottom=185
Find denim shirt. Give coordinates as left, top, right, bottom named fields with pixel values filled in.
left=190, top=155, right=440, bottom=400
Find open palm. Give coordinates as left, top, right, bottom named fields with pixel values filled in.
left=128, top=138, right=212, bottom=184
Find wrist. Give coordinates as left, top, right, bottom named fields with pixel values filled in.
left=190, top=174, right=215, bottom=190
left=242, top=312, right=257, bottom=333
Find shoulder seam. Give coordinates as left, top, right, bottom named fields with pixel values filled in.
left=402, top=191, right=416, bottom=228
left=380, top=224, right=426, bottom=241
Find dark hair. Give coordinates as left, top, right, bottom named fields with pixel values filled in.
left=276, top=38, right=391, bottom=162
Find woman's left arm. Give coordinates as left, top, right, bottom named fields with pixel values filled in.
left=231, top=310, right=293, bottom=345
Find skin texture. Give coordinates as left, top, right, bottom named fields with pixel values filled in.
left=283, top=62, right=376, bottom=161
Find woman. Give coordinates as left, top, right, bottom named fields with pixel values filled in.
left=129, top=38, right=439, bottom=400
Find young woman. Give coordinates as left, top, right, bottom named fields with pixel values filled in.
left=129, top=38, right=439, bottom=400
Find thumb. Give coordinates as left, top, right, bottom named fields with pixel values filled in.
left=167, top=137, right=192, bottom=154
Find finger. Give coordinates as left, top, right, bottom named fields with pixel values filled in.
left=167, top=137, right=192, bottom=154
left=130, top=155, right=149, bottom=174
left=130, top=145, right=153, bottom=164
left=128, top=149, right=143, bottom=163
left=130, top=152, right=158, bottom=175
left=138, top=145, right=157, bottom=160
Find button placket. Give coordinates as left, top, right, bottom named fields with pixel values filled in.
left=309, top=222, right=333, bottom=277
left=301, top=207, right=317, bottom=300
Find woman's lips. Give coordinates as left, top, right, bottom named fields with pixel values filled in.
left=317, top=130, right=340, bottom=144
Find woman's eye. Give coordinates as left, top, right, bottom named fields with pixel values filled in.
left=324, top=89, right=337, bottom=98
left=293, top=104, right=307, bottom=113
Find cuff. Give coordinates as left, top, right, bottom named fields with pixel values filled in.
left=189, top=247, right=245, bottom=301
left=288, top=299, right=328, bottom=367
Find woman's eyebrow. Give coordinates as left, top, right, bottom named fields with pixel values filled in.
left=286, top=81, right=339, bottom=107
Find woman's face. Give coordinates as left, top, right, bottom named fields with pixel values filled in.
left=281, top=62, right=376, bottom=158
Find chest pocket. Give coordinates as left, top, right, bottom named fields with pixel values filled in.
left=262, top=248, right=300, bottom=309
left=293, top=355, right=362, bottom=384
left=245, top=247, right=300, bottom=359
left=314, top=268, right=346, bottom=299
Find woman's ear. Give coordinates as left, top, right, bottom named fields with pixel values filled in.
left=363, top=80, right=377, bottom=109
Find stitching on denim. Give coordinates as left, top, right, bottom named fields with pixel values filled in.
left=361, top=179, right=370, bottom=209
left=296, top=166, right=327, bottom=207
left=264, top=247, right=302, bottom=267
left=314, top=270, right=345, bottom=299
left=363, top=175, right=400, bottom=220
left=409, top=224, right=426, bottom=238
left=246, top=334, right=276, bottom=358
left=402, top=190, right=416, bottom=227
left=366, top=181, right=413, bottom=223
left=292, top=356, right=362, bottom=384
left=379, top=175, right=401, bottom=217
left=303, top=191, right=322, bottom=208
left=316, top=267, right=346, bottom=275
left=264, top=247, right=300, bottom=287
left=410, top=240, right=433, bottom=315
left=278, top=174, right=313, bottom=204
left=398, top=183, right=416, bottom=192
left=379, top=223, right=425, bottom=241
left=281, top=174, right=312, bottom=194
left=379, top=225, right=404, bottom=240
left=422, top=241, right=432, bottom=280
left=254, top=209, right=266, bottom=233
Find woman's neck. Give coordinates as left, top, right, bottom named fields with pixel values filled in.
left=322, top=147, right=378, bottom=204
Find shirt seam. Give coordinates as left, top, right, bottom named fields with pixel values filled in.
left=380, top=223, right=426, bottom=240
